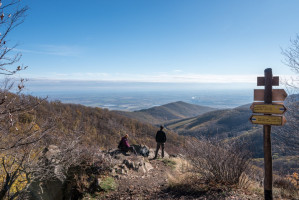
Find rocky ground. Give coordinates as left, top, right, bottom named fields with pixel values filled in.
left=27, top=145, right=295, bottom=200
left=97, top=147, right=263, bottom=200
left=105, top=157, right=170, bottom=199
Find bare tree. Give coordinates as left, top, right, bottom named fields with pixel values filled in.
left=0, top=2, right=114, bottom=199
left=0, top=1, right=55, bottom=199
left=282, top=34, right=299, bottom=90
left=274, top=34, right=299, bottom=155
left=0, top=0, right=28, bottom=75
left=0, top=89, right=55, bottom=199
left=282, top=34, right=299, bottom=74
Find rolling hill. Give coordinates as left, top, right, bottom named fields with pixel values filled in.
left=13, top=96, right=186, bottom=154
left=32, top=94, right=298, bottom=158
left=165, top=96, right=299, bottom=158
left=165, top=104, right=254, bottom=138
left=114, top=101, right=216, bottom=125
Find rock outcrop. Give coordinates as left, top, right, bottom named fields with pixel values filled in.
left=108, top=145, right=154, bottom=178
left=27, top=145, right=111, bottom=200
left=26, top=144, right=167, bottom=199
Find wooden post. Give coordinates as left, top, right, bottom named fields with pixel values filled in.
left=251, top=69, right=287, bottom=199
left=263, top=68, right=273, bottom=200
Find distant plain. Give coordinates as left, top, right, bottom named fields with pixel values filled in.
left=23, top=80, right=256, bottom=111
left=28, top=89, right=253, bottom=111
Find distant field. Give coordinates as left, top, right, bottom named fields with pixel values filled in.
left=28, top=90, right=252, bottom=111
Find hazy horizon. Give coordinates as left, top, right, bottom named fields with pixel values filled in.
left=25, top=78, right=257, bottom=91
left=21, top=79, right=254, bottom=111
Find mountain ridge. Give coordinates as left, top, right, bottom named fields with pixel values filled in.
left=114, top=101, right=217, bottom=125
left=165, top=96, right=299, bottom=158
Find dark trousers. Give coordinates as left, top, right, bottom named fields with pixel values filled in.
left=122, top=146, right=137, bottom=155
left=155, top=142, right=164, bottom=158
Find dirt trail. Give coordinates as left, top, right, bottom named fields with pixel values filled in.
left=105, top=158, right=173, bottom=199
left=103, top=157, right=262, bottom=200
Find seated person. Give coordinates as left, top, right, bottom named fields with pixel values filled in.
left=118, top=134, right=137, bottom=155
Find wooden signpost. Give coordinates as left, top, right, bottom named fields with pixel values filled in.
left=254, top=89, right=288, bottom=101
left=250, top=68, right=287, bottom=200
left=257, top=76, right=279, bottom=86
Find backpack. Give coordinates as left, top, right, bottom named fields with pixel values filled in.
left=140, top=146, right=149, bottom=157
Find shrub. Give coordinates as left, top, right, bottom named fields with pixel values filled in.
left=185, top=138, right=251, bottom=186
left=273, top=174, right=299, bottom=199
left=274, top=176, right=297, bottom=191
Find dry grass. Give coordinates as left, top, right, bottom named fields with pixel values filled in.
left=167, top=156, right=207, bottom=196
left=166, top=142, right=299, bottom=199
left=243, top=172, right=299, bottom=200
left=167, top=173, right=209, bottom=196
left=169, top=170, right=298, bottom=199
left=169, top=157, right=192, bottom=173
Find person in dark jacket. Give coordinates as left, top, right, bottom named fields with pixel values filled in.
left=154, top=126, right=166, bottom=159
left=118, top=134, right=137, bottom=155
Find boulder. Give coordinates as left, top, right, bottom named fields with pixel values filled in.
left=113, top=157, right=153, bottom=174
left=28, top=145, right=65, bottom=200
left=123, top=159, right=135, bottom=170
left=112, top=164, right=128, bottom=175
left=108, top=145, right=150, bottom=157
left=28, top=145, right=111, bottom=200
left=131, top=145, right=150, bottom=157
left=28, top=179, right=64, bottom=200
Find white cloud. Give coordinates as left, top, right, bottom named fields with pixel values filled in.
left=22, top=71, right=294, bottom=84
left=173, top=69, right=183, bottom=73
left=15, top=44, right=82, bottom=57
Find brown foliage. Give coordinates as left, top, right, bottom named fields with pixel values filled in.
left=34, top=100, right=184, bottom=154
left=185, top=138, right=251, bottom=186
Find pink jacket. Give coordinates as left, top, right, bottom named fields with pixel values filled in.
left=120, top=137, right=130, bottom=148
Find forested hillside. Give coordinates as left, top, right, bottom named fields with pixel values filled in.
left=165, top=95, right=299, bottom=158
left=166, top=104, right=253, bottom=138
left=115, top=101, right=216, bottom=125
left=24, top=98, right=185, bottom=153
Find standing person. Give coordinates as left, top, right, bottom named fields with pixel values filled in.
left=118, top=134, right=137, bottom=155
left=154, top=126, right=166, bottom=159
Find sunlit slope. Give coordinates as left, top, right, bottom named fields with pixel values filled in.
left=166, top=97, right=299, bottom=158
left=166, top=104, right=253, bottom=138
left=29, top=98, right=185, bottom=153
left=115, top=101, right=216, bottom=125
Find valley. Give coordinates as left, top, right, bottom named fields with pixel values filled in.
left=115, top=95, right=299, bottom=174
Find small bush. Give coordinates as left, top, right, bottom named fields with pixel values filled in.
left=18, top=113, right=35, bottom=123
left=99, top=177, right=117, bottom=192
left=185, top=138, right=251, bottom=186
left=274, top=175, right=298, bottom=193
left=272, top=174, right=299, bottom=199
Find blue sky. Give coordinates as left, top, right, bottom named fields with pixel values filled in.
left=11, top=0, right=299, bottom=84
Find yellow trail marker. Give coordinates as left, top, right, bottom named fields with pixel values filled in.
left=250, top=115, right=286, bottom=126
left=250, top=104, right=287, bottom=114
